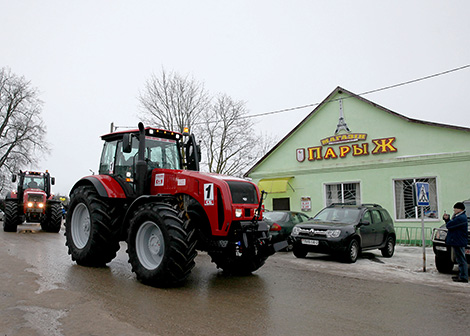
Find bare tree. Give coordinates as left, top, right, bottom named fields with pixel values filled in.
left=138, top=69, right=277, bottom=177
left=0, top=67, right=49, bottom=194
left=199, top=94, right=270, bottom=177
left=138, top=69, right=210, bottom=133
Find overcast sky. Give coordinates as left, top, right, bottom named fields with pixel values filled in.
left=1, top=1, right=469, bottom=195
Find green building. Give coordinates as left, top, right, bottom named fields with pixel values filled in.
left=245, top=87, right=470, bottom=244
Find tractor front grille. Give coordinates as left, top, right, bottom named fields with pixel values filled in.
left=28, top=193, right=44, bottom=202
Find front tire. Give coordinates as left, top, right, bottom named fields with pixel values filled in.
left=209, top=249, right=268, bottom=275
left=293, top=245, right=308, bottom=258
left=127, top=202, right=197, bottom=287
left=343, top=239, right=359, bottom=263
left=65, top=186, right=120, bottom=266
left=41, top=203, right=62, bottom=233
left=3, top=201, right=20, bottom=232
left=208, top=231, right=269, bottom=275
left=435, top=254, right=454, bottom=273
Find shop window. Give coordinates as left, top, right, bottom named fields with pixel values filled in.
left=394, top=178, right=438, bottom=220
left=273, top=198, right=290, bottom=211
left=325, top=183, right=361, bottom=206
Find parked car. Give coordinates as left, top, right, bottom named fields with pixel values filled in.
left=263, top=211, right=312, bottom=244
left=290, top=203, right=396, bottom=263
left=431, top=201, right=470, bottom=273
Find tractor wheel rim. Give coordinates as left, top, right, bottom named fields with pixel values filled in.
left=71, top=203, right=91, bottom=249
left=136, top=221, right=165, bottom=270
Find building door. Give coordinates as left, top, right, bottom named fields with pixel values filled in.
left=273, top=198, right=290, bottom=211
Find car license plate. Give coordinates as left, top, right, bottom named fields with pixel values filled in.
left=301, top=239, right=319, bottom=246
left=465, top=249, right=470, bottom=255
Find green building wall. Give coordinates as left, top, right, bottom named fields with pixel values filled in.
left=247, top=87, right=470, bottom=242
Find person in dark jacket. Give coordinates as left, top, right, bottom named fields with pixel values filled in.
left=445, top=202, right=468, bottom=283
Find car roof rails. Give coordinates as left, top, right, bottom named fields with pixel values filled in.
left=360, top=203, right=382, bottom=208
left=329, top=202, right=357, bottom=207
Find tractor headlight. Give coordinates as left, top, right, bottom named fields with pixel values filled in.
left=326, top=229, right=341, bottom=238
left=235, top=209, right=242, bottom=218
left=38, top=203, right=44, bottom=208
left=27, top=202, right=33, bottom=208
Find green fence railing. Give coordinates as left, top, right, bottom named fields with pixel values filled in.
left=395, top=226, right=433, bottom=247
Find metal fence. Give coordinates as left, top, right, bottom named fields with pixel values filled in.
left=395, top=226, right=433, bottom=247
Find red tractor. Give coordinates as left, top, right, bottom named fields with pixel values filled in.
left=65, top=123, right=286, bottom=287
left=3, top=170, right=62, bottom=232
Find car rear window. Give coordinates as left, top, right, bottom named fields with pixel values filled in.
left=263, top=212, right=288, bottom=222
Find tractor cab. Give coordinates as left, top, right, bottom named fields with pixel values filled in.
left=98, top=125, right=199, bottom=195
left=11, top=171, right=55, bottom=203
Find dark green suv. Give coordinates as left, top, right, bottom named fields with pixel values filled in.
left=290, top=203, right=396, bottom=263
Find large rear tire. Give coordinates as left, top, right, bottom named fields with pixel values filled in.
left=41, top=203, right=62, bottom=233
left=65, top=186, right=120, bottom=266
left=3, top=201, right=20, bottom=232
left=127, top=202, right=198, bottom=287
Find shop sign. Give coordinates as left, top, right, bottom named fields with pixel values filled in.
left=297, top=137, right=397, bottom=162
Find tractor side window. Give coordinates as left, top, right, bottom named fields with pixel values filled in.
left=99, top=141, right=118, bottom=175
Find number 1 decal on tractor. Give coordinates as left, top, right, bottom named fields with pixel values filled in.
left=204, top=183, right=214, bottom=206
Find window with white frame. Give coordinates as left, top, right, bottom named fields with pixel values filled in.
left=394, top=177, right=438, bottom=220
left=325, top=182, right=361, bottom=206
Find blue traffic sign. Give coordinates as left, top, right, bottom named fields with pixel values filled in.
left=415, top=182, right=430, bottom=207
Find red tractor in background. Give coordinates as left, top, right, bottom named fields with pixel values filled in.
left=65, top=123, right=286, bottom=287
left=3, top=170, right=62, bottom=232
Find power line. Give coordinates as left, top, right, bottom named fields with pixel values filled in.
left=241, top=64, right=470, bottom=120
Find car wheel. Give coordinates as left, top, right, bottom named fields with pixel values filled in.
left=293, top=245, right=308, bottom=258
left=343, top=239, right=359, bottom=263
left=435, top=254, right=454, bottom=274
left=380, top=236, right=395, bottom=258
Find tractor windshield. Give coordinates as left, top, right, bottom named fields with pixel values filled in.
left=144, top=136, right=181, bottom=170
left=23, top=175, right=46, bottom=190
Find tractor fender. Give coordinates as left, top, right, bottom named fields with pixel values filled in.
left=69, top=175, right=127, bottom=199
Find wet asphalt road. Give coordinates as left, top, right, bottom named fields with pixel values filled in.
left=1, top=223, right=469, bottom=336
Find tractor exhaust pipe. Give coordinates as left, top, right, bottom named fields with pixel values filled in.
left=136, top=122, right=147, bottom=196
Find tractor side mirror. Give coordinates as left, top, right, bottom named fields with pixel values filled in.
left=123, top=134, right=132, bottom=153
left=51, top=177, right=56, bottom=185
left=12, top=174, right=17, bottom=183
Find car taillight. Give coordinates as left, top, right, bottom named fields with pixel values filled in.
left=270, top=223, right=282, bottom=231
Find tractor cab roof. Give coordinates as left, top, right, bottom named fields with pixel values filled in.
left=101, top=126, right=183, bottom=142
left=22, top=171, right=48, bottom=177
